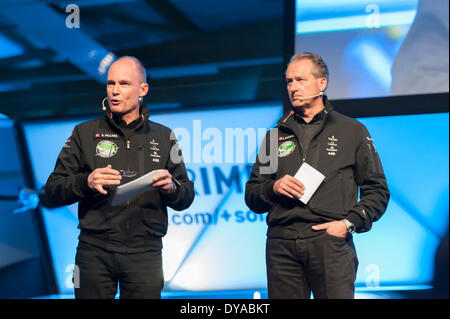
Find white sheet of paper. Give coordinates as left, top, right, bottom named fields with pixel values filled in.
left=111, top=169, right=165, bottom=207
left=294, top=163, right=325, bottom=204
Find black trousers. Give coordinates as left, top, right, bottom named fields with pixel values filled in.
left=266, top=232, right=358, bottom=299
left=74, top=241, right=164, bottom=299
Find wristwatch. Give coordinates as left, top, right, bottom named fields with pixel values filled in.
left=343, top=219, right=356, bottom=234
left=170, top=181, right=177, bottom=193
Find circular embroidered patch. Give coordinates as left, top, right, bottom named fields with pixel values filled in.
left=278, top=140, right=296, bottom=157
left=96, top=140, right=118, bottom=158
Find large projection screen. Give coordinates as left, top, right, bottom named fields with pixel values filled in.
left=294, top=0, right=449, bottom=100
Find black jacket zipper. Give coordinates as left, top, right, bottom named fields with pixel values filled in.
left=278, top=107, right=331, bottom=165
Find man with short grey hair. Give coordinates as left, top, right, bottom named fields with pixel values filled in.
left=245, top=52, right=389, bottom=299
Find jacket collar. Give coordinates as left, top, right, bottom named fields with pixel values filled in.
left=278, top=97, right=333, bottom=129
left=104, top=104, right=150, bottom=133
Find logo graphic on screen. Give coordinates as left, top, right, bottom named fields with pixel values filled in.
left=96, top=140, right=118, bottom=158
left=278, top=141, right=296, bottom=157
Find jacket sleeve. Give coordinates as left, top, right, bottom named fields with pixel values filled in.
left=346, top=124, right=390, bottom=233
left=162, top=133, right=195, bottom=211
left=43, top=126, right=93, bottom=208
left=245, top=129, right=279, bottom=214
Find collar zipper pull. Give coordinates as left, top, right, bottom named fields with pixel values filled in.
left=282, top=110, right=294, bottom=123
left=127, top=140, right=130, bottom=149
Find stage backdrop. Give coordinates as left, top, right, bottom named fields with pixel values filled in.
left=22, top=103, right=448, bottom=294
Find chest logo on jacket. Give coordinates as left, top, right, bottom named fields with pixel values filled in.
left=96, top=140, right=118, bottom=158
left=278, top=141, right=296, bottom=157
left=326, top=136, right=338, bottom=156
left=150, top=139, right=161, bottom=162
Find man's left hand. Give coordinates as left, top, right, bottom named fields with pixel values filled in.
left=312, top=220, right=347, bottom=238
left=152, top=169, right=176, bottom=194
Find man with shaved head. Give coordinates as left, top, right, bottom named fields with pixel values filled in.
left=44, top=56, right=195, bottom=299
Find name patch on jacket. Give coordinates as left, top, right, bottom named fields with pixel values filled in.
left=278, top=134, right=295, bottom=141
left=96, top=140, right=119, bottom=158
left=95, top=133, right=119, bottom=139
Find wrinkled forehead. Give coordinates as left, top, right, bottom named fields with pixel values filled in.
left=107, top=59, right=142, bottom=82
left=285, top=59, right=316, bottom=78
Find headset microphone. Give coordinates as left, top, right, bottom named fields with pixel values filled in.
left=298, top=92, right=324, bottom=101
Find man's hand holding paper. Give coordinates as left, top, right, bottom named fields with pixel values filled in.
left=273, top=163, right=325, bottom=204
left=152, top=169, right=176, bottom=195
left=273, top=175, right=305, bottom=199
left=293, top=163, right=325, bottom=204
left=111, top=168, right=169, bottom=206
left=87, top=164, right=122, bottom=195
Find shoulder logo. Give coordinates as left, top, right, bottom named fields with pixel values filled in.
left=63, top=134, right=72, bottom=149
left=366, top=136, right=377, bottom=152
left=278, top=140, right=296, bottom=157
left=96, top=140, right=118, bottom=158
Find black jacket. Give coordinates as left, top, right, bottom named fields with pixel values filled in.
left=44, top=106, right=195, bottom=253
left=245, top=104, right=389, bottom=238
